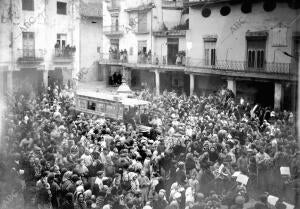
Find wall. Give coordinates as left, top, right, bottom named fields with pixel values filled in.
left=80, top=16, right=102, bottom=81
left=162, top=9, right=182, bottom=30
left=188, top=2, right=300, bottom=64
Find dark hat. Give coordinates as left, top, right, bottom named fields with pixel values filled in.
left=71, top=174, right=79, bottom=182
left=97, top=171, right=104, bottom=176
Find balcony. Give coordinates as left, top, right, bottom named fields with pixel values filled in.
left=107, top=0, right=121, bottom=12
left=186, top=58, right=295, bottom=80
left=162, top=0, right=187, bottom=9
left=103, top=26, right=124, bottom=37
left=124, top=53, right=185, bottom=71
left=153, top=30, right=186, bottom=37
left=99, top=53, right=128, bottom=65
left=17, top=49, right=45, bottom=65
left=99, top=51, right=186, bottom=71
left=52, top=47, right=75, bottom=64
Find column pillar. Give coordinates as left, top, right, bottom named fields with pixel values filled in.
left=227, top=79, right=236, bottom=96
left=155, top=69, right=160, bottom=96
left=43, top=70, right=48, bottom=89
left=190, top=74, right=195, bottom=96
left=103, top=65, right=109, bottom=87
left=127, top=69, right=132, bottom=87
left=7, top=71, right=13, bottom=95
left=274, top=82, right=283, bottom=110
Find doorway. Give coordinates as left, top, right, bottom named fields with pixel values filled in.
left=167, top=38, right=179, bottom=65
left=49, top=68, right=63, bottom=88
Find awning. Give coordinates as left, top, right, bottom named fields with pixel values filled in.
left=246, top=31, right=268, bottom=40
left=125, top=3, right=154, bottom=12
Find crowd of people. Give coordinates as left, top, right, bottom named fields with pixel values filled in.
left=109, top=72, right=123, bottom=86
left=0, top=85, right=299, bottom=209
left=137, top=50, right=152, bottom=64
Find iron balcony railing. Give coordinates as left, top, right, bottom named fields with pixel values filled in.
left=17, top=48, right=45, bottom=63
left=99, top=53, right=127, bottom=64
left=186, top=58, right=292, bottom=75
left=54, top=47, right=75, bottom=58
left=103, top=26, right=124, bottom=36
left=99, top=52, right=186, bottom=67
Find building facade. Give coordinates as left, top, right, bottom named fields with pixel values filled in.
left=100, top=0, right=299, bottom=111
left=100, top=0, right=189, bottom=95
left=0, top=0, right=102, bottom=98
left=186, top=0, right=299, bottom=111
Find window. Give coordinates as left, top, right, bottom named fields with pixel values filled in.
left=110, top=39, right=119, bottom=50
left=220, top=6, right=231, bottom=16
left=57, top=2, right=67, bottom=15
left=22, top=32, right=35, bottom=57
left=138, top=12, right=147, bottom=33
left=138, top=41, right=147, bottom=54
left=111, top=16, right=119, bottom=32
left=247, top=39, right=266, bottom=69
left=22, top=0, right=34, bottom=11
left=204, top=40, right=216, bottom=66
left=202, top=8, right=211, bottom=18
left=87, top=101, right=96, bottom=111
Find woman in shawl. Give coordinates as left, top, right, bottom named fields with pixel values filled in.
left=61, top=171, right=73, bottom=197
left=74, top=193, right=87, bottom=209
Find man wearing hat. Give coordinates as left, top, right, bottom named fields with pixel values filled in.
left=152, top=189, right=168, bottom=209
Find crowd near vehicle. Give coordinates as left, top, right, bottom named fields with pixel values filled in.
left=75, top=91, right=151, bottom=132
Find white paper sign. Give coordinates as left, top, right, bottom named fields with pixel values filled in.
left=280, top=167, right=291, bottom=176
left=187, top=42, right=193, bottom=51
left=218, top=164, right=224, bottom=173
left=283, top=202, right=294, bottom=209
left=236, top=174, right=249, bottom=185
left=267, top=195, right=279, bottom=206
left=232, top=171, right=241, bottom=177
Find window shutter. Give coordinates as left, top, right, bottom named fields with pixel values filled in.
left=204, top=49, right=209, bottom=65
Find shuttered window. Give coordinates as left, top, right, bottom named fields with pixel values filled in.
left=204, top=41, right=216, bottom=66
left=57, top=2, right=67, bottom=15
left=247, top=39, right=266, bottom=69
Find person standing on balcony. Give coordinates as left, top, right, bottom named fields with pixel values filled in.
left=147, top=50, right=152, bottom=64
left=55, top=42, right=60, bottom=56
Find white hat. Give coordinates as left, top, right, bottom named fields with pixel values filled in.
left=174, top=192, right=181, bottom=199
left=103, top=205, right=111, bottom=209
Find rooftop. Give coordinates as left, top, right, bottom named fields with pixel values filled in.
left=125, top=3, right=155, bottom=12
left=186, top=0, right=242, bottom=7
